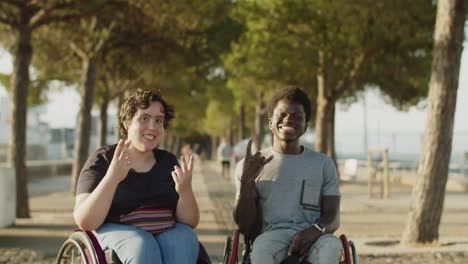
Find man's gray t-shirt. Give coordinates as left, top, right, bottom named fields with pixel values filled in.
left=235, top=147, right=340, bottom=232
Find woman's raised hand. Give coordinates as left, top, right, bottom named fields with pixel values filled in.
left=172, top=155, right=194, bottom=194
left=108, top=139, right=132, bottom=183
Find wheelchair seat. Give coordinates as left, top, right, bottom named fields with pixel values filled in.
left=56, top=229, right=211, bottom=264
left=223, top=230, right=358, bottom=264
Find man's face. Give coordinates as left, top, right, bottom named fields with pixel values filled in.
left=270, top=99, right=306, bottom=142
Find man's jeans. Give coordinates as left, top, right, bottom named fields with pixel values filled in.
left=94, top=223, right=199, bottom=264
left=250, top=229, right=343, bottom=264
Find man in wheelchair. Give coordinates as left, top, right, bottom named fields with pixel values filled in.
left=233, top=87, right=343, bottom=264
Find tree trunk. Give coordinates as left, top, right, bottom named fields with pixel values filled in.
left=211, top=135, right=217, bottom=161
left=98, top=91, right=109, bottom=148
left=315, top=88, right=337, bottom=158
left=326, top=103, right=335, bottom=158
left=232, top=127, right=238, bottom=146
left=160, top=129, right=168, bottom=150
left=114, top=93, right=124, bottom=141
left=71, top=58, right=97, bottom=193
left=8, top=22, right=32, bottom=218
left=165, top=131, right=173, bottom=151
left=326, top=103, right=339, bottom=174
left=315, top=51, right=333, bottom=155
left=253, top=91, right=265, bottom=152
left=315, top=96, right=336, bottom=155
left=172, top=136, right=180, bottom=156
left=228, top=121, right=234, bottom=145
left=401, top=0, right=467, bottom=246
left=239, top=102, right=246, bottom=141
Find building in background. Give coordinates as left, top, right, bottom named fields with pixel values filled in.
left=0, top=84, right=120, bottom=161
left=0, top=95, right=9, bottom=162
left=0, top=93, right=50, bottom=162
left=48, top=128, right=75, bottom=160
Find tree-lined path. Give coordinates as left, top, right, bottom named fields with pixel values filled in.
left=1, top=160, right=468, bottom=263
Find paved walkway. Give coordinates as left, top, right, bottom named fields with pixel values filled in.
left=1, top=160, right=468, bottom=263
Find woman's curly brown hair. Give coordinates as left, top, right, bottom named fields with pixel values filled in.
left=119, top=89, right=175, bottom=139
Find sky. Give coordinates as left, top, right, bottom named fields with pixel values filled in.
left=333, top=47, right=467, bottom=156
left=0, top=46, right=467, bottom=156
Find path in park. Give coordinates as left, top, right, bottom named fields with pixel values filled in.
left=1, top=160, right=468, bottom=263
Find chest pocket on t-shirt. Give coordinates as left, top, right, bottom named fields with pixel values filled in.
left=300, top=179, right=321, bottom=212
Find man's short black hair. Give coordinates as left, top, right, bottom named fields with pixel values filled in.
left=267, top=86, right=311, bottom=123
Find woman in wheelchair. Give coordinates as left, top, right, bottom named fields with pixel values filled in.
left=73, top=89, right=200, bottom=263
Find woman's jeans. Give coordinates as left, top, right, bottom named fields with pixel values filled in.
left=94, top=223, right=199, bottom=264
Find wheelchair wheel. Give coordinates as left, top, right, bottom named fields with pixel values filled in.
left=339, top=234, right=352, bottom=264
left=241, top=236, right=252, bottom=264
left=223, top=230, right=242, bottom=264
left=349, top=240, right=358, bottom=264
left=56, top=231, right=100, bottom=264
left=223, top=235, right=232, bottom=264
left=229, top=230, right=240, bottom=264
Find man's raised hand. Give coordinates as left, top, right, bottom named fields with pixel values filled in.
left=241, top=139, right=273, bottom=184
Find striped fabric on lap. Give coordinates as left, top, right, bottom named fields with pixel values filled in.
left=120, top=205, right=176, bottom=234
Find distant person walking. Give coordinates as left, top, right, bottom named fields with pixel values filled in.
left=181, top=144, right=193, bottom=158
left=217, top=138, right=233, bottom=178
left=193, top=143, right=203, bottom=161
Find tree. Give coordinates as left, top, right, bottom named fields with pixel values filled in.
left=34, top=11, right=119, bottom=194
left=224, top=2, right=302, bottom=150
left=0, top=0, right=108, bottom=218
left=94, top=62, right=143, bottom=148
left=33, top=2, right=169, bottom=192
left=401, top=0, right=467, bottom=245
left=0, top=72, right=48, bottom=105
left=68, top=17, right=115, bottom=193
left=123, top=0, right=242, bottom=153
left=226, top=0, right=435, bottom=163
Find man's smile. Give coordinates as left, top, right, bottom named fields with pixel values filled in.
left=278, top=124, right=297, bottom=133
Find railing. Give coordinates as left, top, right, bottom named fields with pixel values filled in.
left=0, top=165, right=15, bottom=228
left=0, top=159, right=73, bottom=179
left=338, top=158, right=468, bottom=193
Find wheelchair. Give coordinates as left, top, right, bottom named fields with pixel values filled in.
left=223, top=230, right=358, bottom=264
left=56, top=229, right=211, bottom=264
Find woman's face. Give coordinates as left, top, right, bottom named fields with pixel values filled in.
left=126, top=101, right=165, bottom=152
